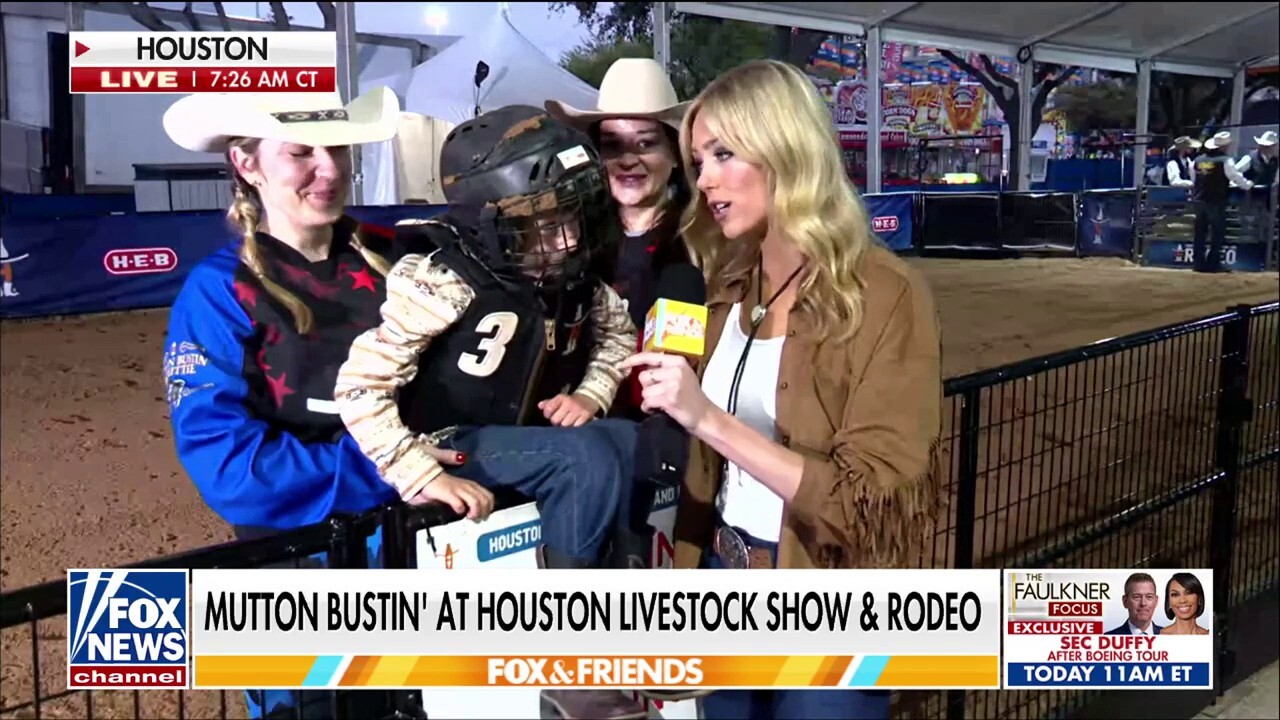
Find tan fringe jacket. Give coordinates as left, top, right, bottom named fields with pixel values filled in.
left=672, top=243, right=946, bottom=570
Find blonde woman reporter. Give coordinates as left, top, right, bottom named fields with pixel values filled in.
left=621, top=60, right=944, bottom=719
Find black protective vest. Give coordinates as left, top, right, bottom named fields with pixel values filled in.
left=1163, top=153, right=1190, bottom=186
left=1244, top=151, right=1278, bottom=186
left=1192, top=151, right=1231, bottom=203
left=395, top=222, right=598, bottom=433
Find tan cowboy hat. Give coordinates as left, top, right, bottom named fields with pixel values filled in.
left=163, top=86, right=400, bottom=153
left=1172, top=135, right=1201, bottom=149
left=1203, top=131, right=1233, bottom=150
left=545, top=58, right=688, bottom=131
left=1256, top=130, right=1278, bottom=147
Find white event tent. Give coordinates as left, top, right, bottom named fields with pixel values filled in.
left=362, top=9, right=600, bottom=206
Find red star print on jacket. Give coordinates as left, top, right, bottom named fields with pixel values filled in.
left=224, top=223, right=396, bottom=439
left=265, top=372, right=295, bottom=407
left=348, top=267, right=378, bottom=292
left=234, top=280, right=259, bottom=308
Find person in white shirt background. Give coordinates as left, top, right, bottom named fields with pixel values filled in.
left=1162, top=136, right=1199, bottom=187
left=1235, top=129, right=1278, bottom=215
left=1234, top=129, right=1278, bottom=185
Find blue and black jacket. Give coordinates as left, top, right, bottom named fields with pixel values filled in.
left=163, top=219, right=409, bottom=538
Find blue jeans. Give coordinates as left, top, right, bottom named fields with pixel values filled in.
left=245, top=530, right=394, bottom=719
left=439, top=419, right=638, bottom=563
left=700, top=540, right=891, bottom=720
left=1192, top=202, right=1228, bottom=272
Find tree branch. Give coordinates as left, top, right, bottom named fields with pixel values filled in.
left=1157, top=80, right=1179, bottom=133
left=268, top=1, right=290, bottom=30
left=1034, top=63, right=1059, bottom=85
left=939, top=49, right=1013, bottom=109
left=1031, top=66, right=1078, bottom=126
left=122, top=2, right=174, bottom=31
left=316, top=1, right=336, bottom=31
left=980, top=54, right=1019, bottom=91
left=181, top=2, right=202, bottom=31
left=937, top=49, right=981, bottom=81
left=212, top=1, right=231, bottom=31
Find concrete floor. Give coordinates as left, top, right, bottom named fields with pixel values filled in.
left=1193, top=662, right=1280, bottom=719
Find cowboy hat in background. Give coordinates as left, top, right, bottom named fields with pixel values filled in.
left=1203, top=131, right=1234, bottom=150
left=1255, top=130, right=1278, bottom=147
left=1173, top=135, right=1201, bottom=149
left=544, top=58, right=688, bottom=131
left=163, top=86, right=401, bottom=154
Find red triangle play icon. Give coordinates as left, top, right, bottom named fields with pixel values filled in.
left=75, top=41, right=90, bottom=58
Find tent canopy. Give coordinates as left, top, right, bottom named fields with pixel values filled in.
left=368, top=9, right=599, bottom=126
left=676, top=1, right=1280, bottom=77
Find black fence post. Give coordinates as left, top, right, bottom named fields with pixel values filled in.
left=326, top=513, right=366, bottom=570
left=377, top=503, right=430, bottom=719
left=1209, top=304, right=1253, bottom=695
left=380, top=502, right=412, bottom=570
left=947, top=387, right=982, bottom=720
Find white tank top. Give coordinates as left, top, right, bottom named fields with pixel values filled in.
left=700, top=303, right=788, bottom=542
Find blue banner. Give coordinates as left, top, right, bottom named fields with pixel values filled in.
left=1, top=191, right=136, bottom=220
left=0, top=205, right=444, bottom=319
left=1007, top=663, right=1210, bottom=688
left=864, top=193, right=914, bottom=251
left=1142, top=240, right=1270, bottom=272
left=1076, top=191, right=1136, bottom=258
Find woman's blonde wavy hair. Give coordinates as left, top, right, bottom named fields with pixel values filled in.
left=677, top=59, right=875, bottom=343
left=225, top=137, right=391, bottom=335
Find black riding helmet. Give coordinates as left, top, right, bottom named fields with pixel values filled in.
left=439, top=105, right=613, bottom=291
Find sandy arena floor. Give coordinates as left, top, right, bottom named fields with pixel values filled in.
left=1, top=256, right=1277, bottom=718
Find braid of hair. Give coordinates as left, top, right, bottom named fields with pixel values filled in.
left=346, top=221, right=392, bottom=277
left=228, top=179, right=315, bottom=335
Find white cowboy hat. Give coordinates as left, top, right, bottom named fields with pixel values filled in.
left=1255, top=130, right=1278, bottom=147
left=545, top=58, right=688, bottom=131
left=163, top=86, right=400, bottom=153
left=1203, top=131, right=1233, bottom=150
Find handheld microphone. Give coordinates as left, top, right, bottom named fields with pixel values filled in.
left=642, top=263, right=708, bottom=359
left=633, top=264, right=707, bottom=492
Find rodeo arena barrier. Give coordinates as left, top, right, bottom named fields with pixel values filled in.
left=1, top=182, right=1277, bottom=720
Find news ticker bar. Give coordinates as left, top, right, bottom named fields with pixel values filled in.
left=70, top=67, right=336, bottom=94
left=189, top=654, right=1002, bottom=690
left=68, top=32, right=337, bottom=94
left=67, top=568, right=1216, bottom=691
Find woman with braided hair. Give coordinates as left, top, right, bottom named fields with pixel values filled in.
left=160, top=88, right=434, bottom=719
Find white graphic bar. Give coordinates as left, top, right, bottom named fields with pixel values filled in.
left=69, top=32, right=336, bottom=67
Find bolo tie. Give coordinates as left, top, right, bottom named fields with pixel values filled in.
left=724, top=253, right=804, bottom=437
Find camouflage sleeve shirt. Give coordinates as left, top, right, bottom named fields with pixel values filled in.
left=574, top=281, right=638, bottom=414
left=334, top=252, right=476, bottom=501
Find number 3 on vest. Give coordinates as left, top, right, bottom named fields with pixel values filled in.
left=457, top=311, right=519, bottom=377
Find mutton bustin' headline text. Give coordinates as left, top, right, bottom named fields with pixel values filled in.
left=202, top=589, right=984, bottom=634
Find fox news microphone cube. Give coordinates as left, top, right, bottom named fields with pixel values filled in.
left=67, top=569, right=190, bottom=689
left=643, top=299, right=707, bottom=357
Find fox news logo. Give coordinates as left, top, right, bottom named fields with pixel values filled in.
left=67, top=569, right=189, bottom=689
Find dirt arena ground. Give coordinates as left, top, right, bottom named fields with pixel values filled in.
left=1, top=256, right=1277, bottom=718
